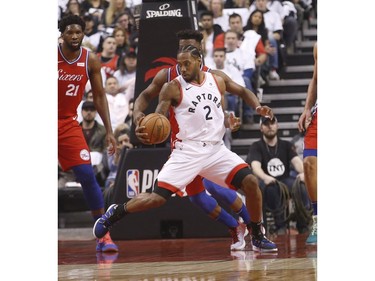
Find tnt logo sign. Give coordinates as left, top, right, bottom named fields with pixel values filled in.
left=126, top=169, right=159, bottom=198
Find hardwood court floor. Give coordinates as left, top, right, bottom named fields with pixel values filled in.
left=58, top=229, right=317, bottom=281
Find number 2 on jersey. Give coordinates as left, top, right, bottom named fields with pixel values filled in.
left=204, top=105, right=213, bottom=120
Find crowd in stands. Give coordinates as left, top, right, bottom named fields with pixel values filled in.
left=58, top=0, right=315, bottom=126
left=58, top=0, right=316, bottom=234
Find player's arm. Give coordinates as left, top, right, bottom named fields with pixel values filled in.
left=88, top=52, right=117, bottom=155
left=133, top=68, right=168, bottom=143
left=298, top=43, right=317, bottom=132
left=215, top=74, right=241, bottom=132
left=155, top=80, right=179, bottom=116
left=133, top=68, right=168, bottom=126
left=210, top=68, right=273, bottom=119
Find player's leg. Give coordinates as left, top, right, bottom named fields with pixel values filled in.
left=71, top=164, right=118, bottom=252
left=202, top=178, right=251, bottom=225
left=187, top=176, right=246, bottom=251
left=93, top=181, right=170, bottom=239
left=203, top=145, right=277, bottom=252
left=93, top=150, right=189, bottom=239
left=59, top=120, right=118, bottom=252
left=303, top=110, right=317, bottom=244
left=303, top=155, right=317, bottom=206
left=71, top=164, right=104, bottom=217
left=303, top=153, right=317, bottom=244
left=232, top=168, right=277, bottom=252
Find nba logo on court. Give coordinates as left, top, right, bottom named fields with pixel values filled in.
left=126, top=170, right=140, bottom=198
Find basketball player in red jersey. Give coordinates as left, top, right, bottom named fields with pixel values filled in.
left=94, top=45, right=277, bottom=252
left=298, top=42, right=317, bottom=244
left=132, top=29, right=274, bottom=251
left=58, top=15, right=118, bottom=252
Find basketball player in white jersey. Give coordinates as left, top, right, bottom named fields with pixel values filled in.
left=94, top=45, right=278, bottom=252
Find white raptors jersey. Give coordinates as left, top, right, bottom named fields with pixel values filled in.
left=173, top=72, right=226, bottom=142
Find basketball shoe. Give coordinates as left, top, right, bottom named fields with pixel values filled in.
left=306, top=215, right=317, bottom=244
left=229, top=222, right=247, bottom=251
left=94, top=204, right=123, bottom=239
left=96, top=232, right=119, bottom=252
left=249, top=223, right=278, bottom=252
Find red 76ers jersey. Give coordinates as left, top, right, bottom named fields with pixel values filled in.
left=58, top=46, right=89, bottom=119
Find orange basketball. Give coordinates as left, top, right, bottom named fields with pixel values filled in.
left=139, top=113, right=171, bottom=144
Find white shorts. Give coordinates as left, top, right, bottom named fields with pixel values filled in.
left=157, top=139, right=249, bottom=194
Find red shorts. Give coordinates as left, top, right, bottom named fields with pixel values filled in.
left=185, top=175, right=205, bottom=196
left=304, top=109, right=317, bottom=150
left=58, top=118, right=91, bottom=171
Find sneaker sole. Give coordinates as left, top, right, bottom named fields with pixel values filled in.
left=96, top=244, right=119, bottom=252
left=252, top=245, right=278, bottom=252
left=230, top=240, right=246, bottom=251
left=101, top=246, right=119, bottom=253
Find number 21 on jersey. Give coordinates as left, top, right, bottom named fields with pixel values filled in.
left=65, top=84, right=80, bottom=96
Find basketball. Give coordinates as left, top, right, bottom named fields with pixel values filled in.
left=139, top=113, right=171, bottom=144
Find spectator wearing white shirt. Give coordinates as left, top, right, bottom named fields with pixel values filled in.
left=263, top=0, right=299, bottom=54
left=212, top=47, right=245, bottom=119
left=113, top=51, right=137, bottom=94
left=225, top=29, right=266, bottom=124
left=225, top=31, right=248, bottom=73
left=125, top=0, right=142, bottom=14
left=210, top=0, right=229, bottom=32
left=82, top=13, right=103, bottom=52
left=243, top=9, right=275, bottom=84
left=249, top=0, right=284, bottom=80
left=281, top=0, right=299, bottom=54
left=199, top=11, right=224, bottom=69
left=212, top=47, right=245, bottom=149
left=105, top=76, right=130, bottom=130
left=212, top=48, right=245, bottom=86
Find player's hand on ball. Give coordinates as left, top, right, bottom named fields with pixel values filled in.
left=135, top=116, right=151, bottom=144
left=138, top=113, right=170, bottom=145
